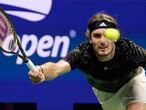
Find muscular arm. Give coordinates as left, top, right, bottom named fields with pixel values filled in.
left=29, top=42, right=85, bottom=84
left=40, top=60, right=71, bottom=80
left=28, top=60, right=71, bottom=84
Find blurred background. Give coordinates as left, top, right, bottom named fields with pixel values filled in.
left=0, top=0, right=146, bottom=110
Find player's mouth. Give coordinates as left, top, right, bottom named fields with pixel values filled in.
left=98, top=46, right=108, bottom=49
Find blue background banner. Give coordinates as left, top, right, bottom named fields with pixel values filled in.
left=0, top=0, right=146, bottom=110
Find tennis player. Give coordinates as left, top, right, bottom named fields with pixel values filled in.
left=28, top=12, right=146, bottom=110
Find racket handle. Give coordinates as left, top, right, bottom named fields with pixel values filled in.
left=25, top=59, right=37, bottom=71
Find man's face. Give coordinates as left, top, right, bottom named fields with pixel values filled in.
left=90, top=28, right=115, bottom=57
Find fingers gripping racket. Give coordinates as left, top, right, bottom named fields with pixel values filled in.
left=0, top=8, right=36, bottom=71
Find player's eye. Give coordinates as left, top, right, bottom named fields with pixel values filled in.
left=92, top=33, right=102, bottom=38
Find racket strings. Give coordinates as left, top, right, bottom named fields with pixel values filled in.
left=0, top=13, right=10, bottom=41
left=0, top=15, right=6, bottom=41
left=0, top=10, right=17, bottom=52
left=0, top=8, right=29, bottom=63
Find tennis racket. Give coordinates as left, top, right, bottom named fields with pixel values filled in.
left=0, top=8, right=36, bottom=71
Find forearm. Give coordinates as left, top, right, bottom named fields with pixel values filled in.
left=28, top=60, right=71, bottom=84
left=40, top=62, right=58, bottom=80
left=40, top=60, right=71, bottom=80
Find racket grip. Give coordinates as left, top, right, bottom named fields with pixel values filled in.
left=25, top=59, right=37, bottom=71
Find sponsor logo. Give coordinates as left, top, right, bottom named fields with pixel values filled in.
left=99, top=22, right=107, bottom=27
left=0, top=0, right=52, bottom=21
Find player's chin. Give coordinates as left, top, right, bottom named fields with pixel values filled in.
left=97, top=49, right=111, bottom=56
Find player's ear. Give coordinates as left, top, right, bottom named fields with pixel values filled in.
left=85, top=30, right=91, bottom=42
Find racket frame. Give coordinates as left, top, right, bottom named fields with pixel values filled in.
left=0, top=8, right=36, bottom=70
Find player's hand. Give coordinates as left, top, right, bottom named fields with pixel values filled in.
left=28, top=66, right=45, bottom=84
